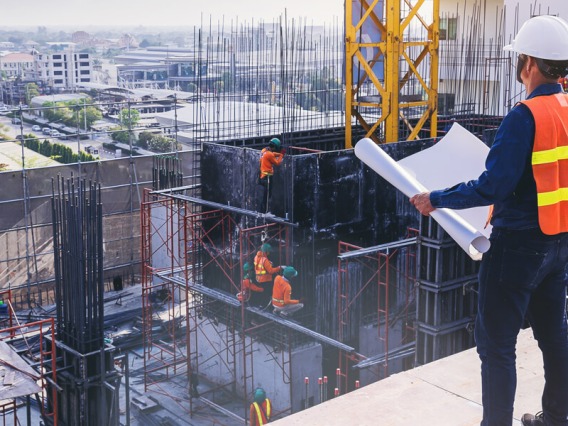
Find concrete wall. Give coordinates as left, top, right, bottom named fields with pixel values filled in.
left=201, top=139, right=432, bottom=340
left=196, top=317, right=322, bottom=416
left=0, top=151, right=197, bottom=290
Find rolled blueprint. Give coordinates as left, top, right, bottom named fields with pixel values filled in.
left=354, top=137, right=490, bottom=260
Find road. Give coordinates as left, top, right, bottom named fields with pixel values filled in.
left=0, top=115, right=115, bottom=160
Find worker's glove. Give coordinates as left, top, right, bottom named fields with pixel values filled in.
left=280, top=147, right=286, bottom=155
left=280, top=265, right=287, bottom=270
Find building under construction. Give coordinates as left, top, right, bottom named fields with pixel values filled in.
left=0, top=0, right=565, bottom=424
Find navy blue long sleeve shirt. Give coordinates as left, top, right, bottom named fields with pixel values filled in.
left=429, top=83, right=564, bottom=230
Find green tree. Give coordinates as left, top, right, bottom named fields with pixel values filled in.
left=119, top=108, right=140, bottom=129
left=137, top=131, right=154, bottom=149
left=148, top=135, right=174, bottom=153
left=25, top=83, right=40, bottom=105
left=70, top=103, right=102, bottom=130
left=111, top=128, right=130, bottom=144
left=42, top=101, right=72, bottom=123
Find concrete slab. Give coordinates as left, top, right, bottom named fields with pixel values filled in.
left=274, top=328, right=544, bottom=425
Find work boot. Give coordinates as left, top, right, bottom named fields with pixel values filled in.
left=521, top=412, right=544, bottom=426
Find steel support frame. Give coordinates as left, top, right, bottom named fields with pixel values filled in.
left=238, top=222, right=290, bottom=423
left=336, top=237, right=416, bottom=392
left=0, top=318, right=58, bottom=426
left=141, top=189, right=190, bottom=405
left=345, top=0, right=439, bottom=146
left=141, top=188, right=294, bottom=422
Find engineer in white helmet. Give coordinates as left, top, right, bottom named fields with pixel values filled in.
left=410, top=15, right=568, bottom=426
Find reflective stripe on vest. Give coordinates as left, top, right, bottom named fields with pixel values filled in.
left=252, top=399, right=271, bottom=425
left=254, top=254, right=267, bottom=276
left=521, top=93, right=568, bottom=235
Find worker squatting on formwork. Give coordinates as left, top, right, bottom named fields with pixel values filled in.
left=253, top=243, right=283, bottom=308
left=258, top=137, right=285, bottom=213
left=272, top=266, right=303, bottom=317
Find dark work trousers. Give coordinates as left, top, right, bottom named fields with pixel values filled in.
left=475, top=228, right=568, bottom=426
left=258, top=175, right=272, bottom=213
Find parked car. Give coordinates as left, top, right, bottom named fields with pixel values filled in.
left=32, top=125, right=41, bottom=132
left=42, top=127, right=51, bottom=135
left=50, top=130, right=61, bottom=138
left=11, top=117, right=21, bottom=124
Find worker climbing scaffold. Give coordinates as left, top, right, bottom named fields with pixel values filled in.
left=258, top=137, right=285, bottom=213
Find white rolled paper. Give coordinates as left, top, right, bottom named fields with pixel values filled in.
left=354, top=137, right=490, bottom=261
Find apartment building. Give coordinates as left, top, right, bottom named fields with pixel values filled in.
left=34, top=50, right=93, bottom=90
left=0, top=53, right=35, bottom=78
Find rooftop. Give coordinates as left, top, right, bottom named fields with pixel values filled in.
left=275, top=327, right=541, bottom=425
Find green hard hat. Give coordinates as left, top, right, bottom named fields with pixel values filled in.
left=261, top=243, right=272, bottom=253
left=243, top=262, right=252, bottom=272
left=269, top=138, right=281, bottom=150
left=283, top=266, right=298, bottom=279
left=254, top=388, right=266, bottom=403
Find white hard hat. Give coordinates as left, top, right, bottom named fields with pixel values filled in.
left=504, top=15, right=568, bottom=60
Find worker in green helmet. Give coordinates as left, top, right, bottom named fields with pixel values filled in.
left=249, top=387, right=272, bottom=425
left=272, top=266, right=303, bottom=317
left=236, top=262, right=264, bottom=306
left=258, top=137, right=285, bottom=213
left=253, top=243, right=283, bottom=307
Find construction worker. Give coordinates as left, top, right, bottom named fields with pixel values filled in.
left=254, top=243, right=282, bottom=307
left=236, top=262, right=264, bottom=306
left=258, top=137, right=284, bottom=213
left=272, top=266, right=303, bottom=317
left=410, top=15, right=568, bottom=426
left=249, top=387, right=271, bottom=425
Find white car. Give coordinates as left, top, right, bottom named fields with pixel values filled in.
left=32, top=125, right=41, bottom=132
left=50, top=130, right=61, bottom=138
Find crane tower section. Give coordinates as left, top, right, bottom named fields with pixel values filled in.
left=345, top=0, right=439, bottom=146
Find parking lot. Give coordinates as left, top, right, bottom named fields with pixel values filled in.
left=1, top=115, right=113, bottom=160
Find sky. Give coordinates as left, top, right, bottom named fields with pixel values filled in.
left=0, top=0, right=345, bottom=28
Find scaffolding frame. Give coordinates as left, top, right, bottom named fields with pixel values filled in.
left=141, top=188, right=295, bottom=422
left=336, top=235, right=417, bottom=392
left=0, top=315, right=58, bottom=426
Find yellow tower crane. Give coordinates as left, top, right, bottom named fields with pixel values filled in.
left=345, top=0, right=439, bottom=147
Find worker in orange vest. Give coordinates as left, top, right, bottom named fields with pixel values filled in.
left=253, top=243, right=282, bottom=307
left=272, top=266, right=303, bottom=317
left=410, top=15, right=568, bottom=426
left=258, top=137, right=284, bottom=213
left=249, top=388, right=271, bottom=425
left=236, top=262, right=264, bottom=306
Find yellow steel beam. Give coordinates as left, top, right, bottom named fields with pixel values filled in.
left=345, top=0, right=439, bottom=147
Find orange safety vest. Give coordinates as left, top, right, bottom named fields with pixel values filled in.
left=254, top=251, right=278, bottom=283
left=259, top=148, right=283, bottom=178
left=251, top=399, right=271, bottom=425
left=520, top=93, right=568, bottom=235
left=272, top=275, right=299, bottom=308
